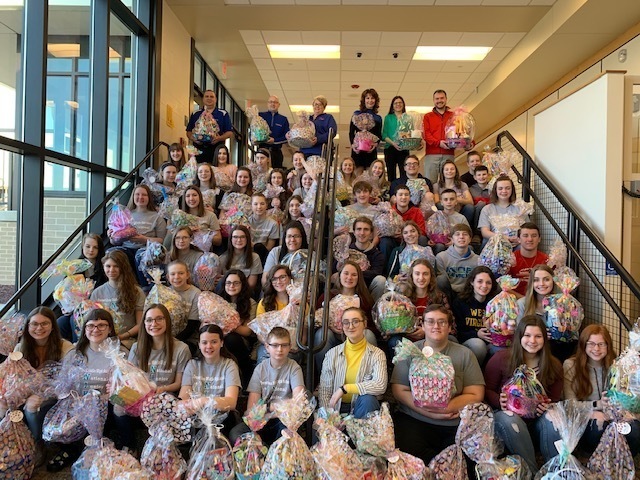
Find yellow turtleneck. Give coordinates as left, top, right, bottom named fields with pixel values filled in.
left=343, top=336, right=367, bottom=403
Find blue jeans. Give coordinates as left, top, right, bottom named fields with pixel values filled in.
left=24, top=398, right=56, bottom=441
left=340, top=394, right=380, bottom=419
left=379, top=236, right=399, bottom=265
left=313, top=329, right=377, bottom=374
left=493, top=409, right=560, bottom=474
left=581, top=418, right=640, bottom=456
left=462, top=337, right=488, bottom=366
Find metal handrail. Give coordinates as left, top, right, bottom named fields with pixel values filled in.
left=0, top=141, right=170, bottom=318
left=497, top=130, right=640, bottom=330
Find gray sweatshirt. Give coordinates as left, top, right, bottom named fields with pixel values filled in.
left=435, top=246, right=479, bottom=293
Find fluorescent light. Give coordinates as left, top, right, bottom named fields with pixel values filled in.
left=47, top=43, right=80, bottom=58
left=413, top=46, right=492, bottom=61
left=268, top=45, right=340, bottom=59
left=290, top=105, right=339, bottom=114
left=406, top=106, right=433, bottom=113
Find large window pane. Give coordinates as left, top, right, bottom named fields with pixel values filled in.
left=0, top=5, right=23, bottom=142
left=107, top=14, right=134, bottom=171
left=0, top=150, right=19, bottom=300
left=194, top=56, right=203, bottom=89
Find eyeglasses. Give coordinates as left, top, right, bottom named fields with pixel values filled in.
left=286, top=234, right=302, bottom=240
left=225, top=281, right=242, bottom=287
left=86, top=323, right=110, bottom=332
left=422, top=319, right=448, bottom=327
left=231, top=235, right=246, bottom=240
left=144, top=316, right=166, bottom=325
left=271, top=274, right=290, bottom=283
left=29, top=321, right=51, bottom=330
left=267, top=342, right=291, bottom=349
left=342, top=319, right=364, bottom=328
left=405, top=162, right=419, bottom=167
left=175, top=235, right=191, bottom=241
left=586, top=342, right=608, bottom=349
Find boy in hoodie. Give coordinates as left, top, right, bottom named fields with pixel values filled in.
left=435, top=223, right=478, bottom=300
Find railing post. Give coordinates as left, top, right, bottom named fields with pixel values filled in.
left=522, top=155, right=531, bottom=203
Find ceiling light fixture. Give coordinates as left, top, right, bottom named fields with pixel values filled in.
left=290, top=105, right=339, bottom=113
left=267, top=45, right=340, bottom=59
left=413, top=46, right=492, bottom=61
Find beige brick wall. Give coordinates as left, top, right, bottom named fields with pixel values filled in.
left=0, top=196, right=87, bottom=286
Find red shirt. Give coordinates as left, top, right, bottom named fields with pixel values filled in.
left=509, top=250, right=549, bottom=295
left=392, top=205, right=426, bottom=236
left=422, top=108, right=454, bottom=156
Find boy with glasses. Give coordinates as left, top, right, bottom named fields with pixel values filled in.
left=389, top=155, right=434, bottom=206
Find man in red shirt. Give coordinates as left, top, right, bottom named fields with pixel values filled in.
left=393, top=184, right=427, bottom=236
left=422, top=90, right=454, bottom=184
left=509, top=222, right=549, bottom=295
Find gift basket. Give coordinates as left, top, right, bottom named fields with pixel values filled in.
left=483, top=150, right=515, bottom=180
left=144, top=268, right=189, bottom=336
left=100, top=338, right=156, bottom=416
left=176, top=158, right=199, bottom=194
left=140, top=421, right=188, bottom=480
left=302, top=155, right=326, bottom=179
left=534, top=400, right=594, bottom=480
left=187, top=401, right=235, bottom=480
left=486, top=275, right=519, bottom=347
left=192, top=252, right=221, bottom=291
left=489, top=212, right=526, bottom=240
left=108, top=199, right=137, bottom=245
left=311, top=408, right=363, bottom=480
left=282, top=249, right=326, bottom=284
left=71, top=300, right=114, bottom=340
left=502, top=365, right=550, bottom=419
left=444, top=106, right=475, bottom=150
left=606, top=322, right=640, bottom=413
left=0, top=351, right=40, bottom=408
left=193, top=110, right=220, bottom=144
left=428, top=444, right=468, bottom=480
left=0, top=313, right=26, bottom=356
left=136, top=240, right=167, bottom=283
left=333, top=233, right=370, bottom=272
left=247, top=105, right=270, bottom=144
left=44, top=258, right=93, bottom=310
left=419, top=192, right=436, bottom=222
left=0, top=410, right=35, bottom=480
left=89, top=440, right=149, bottom=479
left=392, top=338, right=456, bottom=409
left=214, top=168, right=234, bottom=192
left=261, top=391, right=317, bottom=479
left=233, top=399, right=272, bottom=479
left=372, top=280, right=417, bottom=336
left=140, top=392, right=192, bottom=446
left=299, top=178, right=318, bottom=218
left=353, top=131, right=379, bottom=154
left=542, top=270, right=583, bottom=343
left=333, top=205, right=359, bottom=231
left=158, top=190, right=180, bottom=221
left=219, top=206, right=251, bottom=238
left=480, top=234, right=516, bottom=276
left=170, top=209, right=200, bottom=232
left=267, top=205, right=285, bottom=225
left=384, top=451, right=428, bottom=480
left=546, top=239, right=567, bottom=270
left=398, top=245, right=435, bottom=274
left=263, top=183, right=284, bottom=202
left=344, top=402, right=396, bottom=458
left=198, top=291, right=241, bottom=334
left=193, top=229, right=216, bottom=253
left=286, top=111, right=315, bottom=149
left=426, top=207, right=451, bottom=244
left=334, top=171, right=353, bottom=203
left=314, top=294, right=360, bottom=330
left=247, top=162, right=269, bottom=194
left=248, top=301, right=300, bottom=353
left=396, top=112, right=422, bottom=151
left=406, top=178, right=428, bottom=206
left=374, top=202, right=403, bottom=238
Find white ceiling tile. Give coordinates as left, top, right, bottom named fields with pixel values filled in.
left=253, top=58, right=275, bottom=70
left=263, top=80, right=283, bottom=90
left=367, top=82, right=399, bottom=91
left=380, top=32, right=422, bottom=46
left=434, top=0, right=481, bottom=5
left=403, top=72, right=438, bottom=83
left=407, top=60, right=444, bottom=72
left=495, top=32, right=526, bottom=48
left=306, top=59, right=340, bottom=71
left=341, top=46, right=379, bottom=61
left=458, top=32, right=503, bottom=46
left=341, top=71, right=373, bottom=82
left=343, top=0, right=387, bottom=4
left=277, top=70, right=309, bottom=81
left=441, top=61, right=479, bottom=73
left=251, top=0, right=294, bottom=3
left=389, top=0, right=434, bottom=4
left=400, top=82, right=430, bottom=93
left=261, top=31, right=303, bottom=44
left=372, top=71, right=405, bottom=83
left=418, top=32, right=464, bottom=46
left=481, top=0, right=530, bottom=4
left=301, top=31, right=341, bottom=44
left=280, top=81, right=312, bottom=90
left=310, top=81, right=341, bottom=90
left=310, top=70, right=339, bottom=81
left=484, top=47, right=511, bottom=62
left=374, top=60, right=410, bottom=71
left=259, top=70, right=279, bottom=81
left=240, top=30, right=264, bottom=45
left=435, top=72, right=471, bottom=83
left=284, top=93, right=313, bottom=103
left=456, top=85, right=475, bottom=95
left=225, top=0, right=250, bottom=4
left=474, top=59, right=500, bottom=72
left=246, top=45, right=270, bottom=58
left=313, top=90, right=340, bottom=100
left=341, top=59, right=376, bottom=71
left=296, top=0, right=340, bottom=3
left=273, top=59, right=308, bottom=70
left=468, top=72, right=489, bottom=83
left=377, top=47, right=416, bottom=61
left=435, top=83, right=462, bottom=95
left=342, top=31, right=382, bottom=46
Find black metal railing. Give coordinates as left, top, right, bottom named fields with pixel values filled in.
left=0, top=141, right=170, bottom=318
left=497, top=131, right=640, bottom=352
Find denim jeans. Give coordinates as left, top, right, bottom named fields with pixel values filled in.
left=24, top=398, right=56, bottom=441
left=339, top=394, right=380, bottom=419
left=581, top=418, right=640, bottom=456
left=462, top=337, right=488, bottom=366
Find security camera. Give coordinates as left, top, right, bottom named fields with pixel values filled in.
left=356, top=52, right=363, bottom=58
left=392, top=52, right=399, bottom=59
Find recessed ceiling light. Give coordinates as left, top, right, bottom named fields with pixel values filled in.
left=267, top=45, right=340, bottom=59
left=290, top=105, right=340, bottom=113
left=413, top=46, right=492, bottom=61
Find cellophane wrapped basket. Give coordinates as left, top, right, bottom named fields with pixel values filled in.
left=46, top=259, right=94, bottom=314
left=192, top=252, right=221, bottom=292
left=426, top=207, right=451, bottom=244
left=444, top=106, right=475, bottom=150
left=607, top=323, right=640, bottom=413
left=219, top=206, right=251, bottom=238
left=384, top=450, right=428, bottom=480
left=333, top=205, right=359, bottom=231
left=248, top=303, right=300, bottom=353
left=486, top=275, right=519, bottom=347
left=88, top=440, right=150, bottom=479
left=534, top=400, right=594, bottom=480
left=406, top=178, right=428, bottom=207
left=314, top=294, right=360, bottom=329
left=542, top=269, right=583, bottom=343
left=232, top=399, right=272, bottom=479
left=374, top=202, right=403, bottom=238
left=197, top=291, right=241, bottom=334
left=344, top=402, right=395, bottom=458
left=219, top=193, right=252, bottom=216
left=302, top=155, right=326, bottom=179
left=247, top=105, right=270, bottom=143
left=187, top=402, right=234, bottom=480
left=0, top=410, right=35, bottom=480
left=479, top=234, right=515, bottom=276
left=393, top=338, right=456, bottom=409
left=261, top=392, right=317, bottom=479
left=140, top=421, right=188, bottom=480
left=144, top=268, right=189, bottom=336
left=546, top=239, right=568, bottom=270
left=286, top=111, right=315, bottom=149
left=352, top=131, right=379, bottom=153
left=192, top=110, right=219, bottom=144
left=502, top=364, right=550, bottom=419
left=0, top=313, right=26, bottom=356
left=398, top=245, right=435, bottom=274
left=71, top=300, right=115, bottom=339
left=0, top=351, right=41, bottom=409
left=214, top=168, right=234, bottom=192
left=108, top=199, right=137, bottom=245
left=397, top=137, right=422, bottom=151
left=372, top=281, right=417, bottom=336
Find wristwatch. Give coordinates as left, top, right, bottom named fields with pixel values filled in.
left=340, top=385, right=347, bottom=394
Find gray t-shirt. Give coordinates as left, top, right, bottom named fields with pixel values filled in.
left=247, top=358, right=305, bottom=404
left=174, top=284, right=201, bottom=320
left=128, top=340, right=191, bottom=387
left=477, top=203, right=528, bottom=234
left=123, top=209, right=167, bottom=248
left=391, top=340, right=484, bottom=427
left=90, top=283, right=146, bottom=334
left=219, top=252, right=263, bottom=278
left=249, top=215, right=280, bottom=245
left=196, top=211, right=220, bottom=233
left=68, top=344, right=126, bottom=395
left=181, top=357, right=241, bottom=397
left=172, top=249, right=204, bottom=274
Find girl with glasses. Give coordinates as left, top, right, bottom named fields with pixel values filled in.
left=177, top=185, right=223, bottom=249
left=218, top=225, right=262, bottom=293
left=262, top=221, right=308, bottom=289
left=167, top=226, right=204, bottom=274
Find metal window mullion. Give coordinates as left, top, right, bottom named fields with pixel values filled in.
left=133, top=26, right=153, bottom=166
